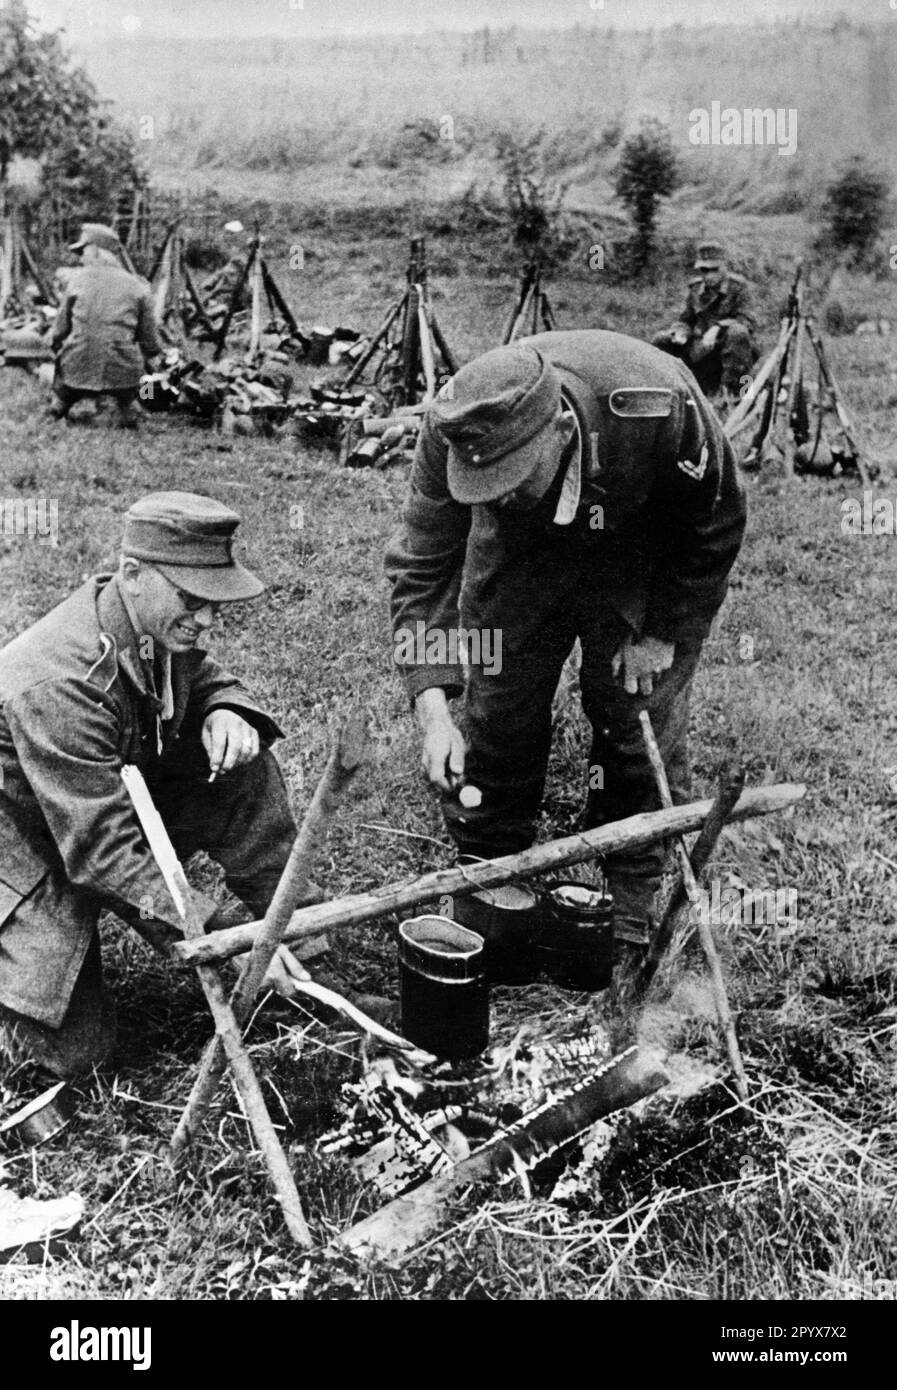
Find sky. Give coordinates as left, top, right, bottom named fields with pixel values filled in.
left=24, top=0, right=880, bottom=43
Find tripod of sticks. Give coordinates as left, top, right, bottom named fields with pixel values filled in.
left=501, top=258, right=558, bottom=344
left=724, top=261, right=872, bottom=486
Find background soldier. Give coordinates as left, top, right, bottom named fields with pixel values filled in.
left=653, top=240, right=758, bottom=400
left=386, top=331, right=747, bottom=948
left=49, top=222, right=162, bottom=428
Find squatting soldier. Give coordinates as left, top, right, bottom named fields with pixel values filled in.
left=386, top=330, right=747, bottom=946
left=50, top=223, right=162, bottom=428
left=0, top=493, right=312, bottom=1084
left=653, top=240, right=758, bottom=399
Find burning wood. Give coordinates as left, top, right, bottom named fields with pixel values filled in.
left=333, top=1045, right=669, bottom=1262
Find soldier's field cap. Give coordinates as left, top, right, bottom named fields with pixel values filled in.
left=121, top=492, right=265, bottom=603
left=433, top=345, right=562, bottom=505
left=694, top=240, right=725, bottom=270
left=69, top=222, right=121, bottom=255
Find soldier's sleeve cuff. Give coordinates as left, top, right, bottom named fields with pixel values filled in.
left=202, top=702, right=284, bottom=744
left=401, top=666, right=465, bottom=706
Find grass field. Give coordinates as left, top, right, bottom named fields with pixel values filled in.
left=1, top=208, right=897, bottom=1300
left=72, top=17, right=897, bottom=216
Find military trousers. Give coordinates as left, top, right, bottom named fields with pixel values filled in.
left=443, top=605, right=702, bottom=930
left=653, top=323, right=757, bottom=395
left=0, top=742, right=296, bottom=1081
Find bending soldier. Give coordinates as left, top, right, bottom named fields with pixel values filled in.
left=386, top=331, right=747, bottom=948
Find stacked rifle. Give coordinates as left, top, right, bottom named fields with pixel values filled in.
left=724, top=262, right=872, bottom=484
left=335, top=236, right=457, bottom=466
left=502, top=258, right=558, bottom=344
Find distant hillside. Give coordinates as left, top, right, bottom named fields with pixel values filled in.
left=71, top=19, right=897, bottom=213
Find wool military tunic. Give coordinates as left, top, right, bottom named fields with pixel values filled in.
left=672, top=272, right=757, bottom=345
left=0, top=576, right=281, bottom=1026
left=51, top=262, right=162, bottom=392
left=386, top=329, right=748, bottom=703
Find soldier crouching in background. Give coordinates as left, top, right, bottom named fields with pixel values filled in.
left=653, top=239, right=759, bottom=402
left=49, top=222, right=162, bottom=429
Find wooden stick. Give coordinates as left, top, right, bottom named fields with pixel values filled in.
left=638, top=714, right=748, bottom=1100
left=120, top=766, right=312, bottom=1247
left=635, top=764, right=746, bottom=998
left=171, top=717, right=371, bottom=1153
left=335, top=1046, right=667, bottom=1262
left=289, top=980, right=433, bottom=1063
left=171, top=783, right=805, bottom=968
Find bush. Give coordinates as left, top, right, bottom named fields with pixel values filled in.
left=0, top=0, right=145, bottom=219
left=819, top=156, right=890, bottom=269
left=614, top=118, right=679, bottom=274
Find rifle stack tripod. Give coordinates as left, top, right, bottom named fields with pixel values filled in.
left=502, top=258, right=558, bottom=344
left=211, top=226, right=306, bottom=362
left=342, top=236, right=457, bottom=410
left=337, top=237, right=457, bottom=466
left=724, top=262, right=872, bottom=485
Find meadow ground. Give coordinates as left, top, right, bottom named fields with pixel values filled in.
left=0, top=212, right=896, bottom=1300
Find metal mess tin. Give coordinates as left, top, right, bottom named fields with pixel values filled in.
left=537, top=882, right=615, bottom=992
left=0, top=1081, right=76, bottom=1148
left=398, top=915, right=489, bottom=1060
left=450, top=882, right=542, bottom=985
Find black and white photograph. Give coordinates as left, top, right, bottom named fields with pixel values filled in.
left=0, top=0, right=894, bottom=1323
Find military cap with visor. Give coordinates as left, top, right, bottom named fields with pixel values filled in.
left=68, top=222, right=123, bottom=256
left=431, top=344, right=564, bottom=505
left=694, top=240, right=725, bottom=271
left=121, top=492, right=265, bottom=603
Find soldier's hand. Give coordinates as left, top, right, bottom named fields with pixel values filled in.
left=415, top=688, right=467, bottom=792
left=261, top=944, right=311, bottom=999
left=612, top=636, right=676, bottom=697
left=202, top=709, right=260, bottom=778
left=701, top=326, right=720, bottom=350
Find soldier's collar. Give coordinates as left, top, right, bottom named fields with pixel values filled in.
left=551, top=391, right=585, bottom=526
left=95, top=576, right=154, bottom=699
